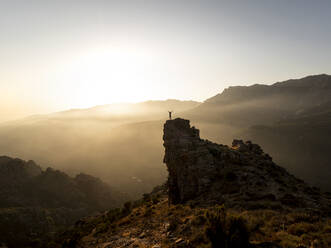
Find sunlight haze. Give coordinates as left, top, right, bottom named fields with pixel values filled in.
left=1, top=2, right=331, bottom=246
left=1, top=0, right=331, bottom=122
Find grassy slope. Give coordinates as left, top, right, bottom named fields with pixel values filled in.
left=56, top=189, right=331, bottom=248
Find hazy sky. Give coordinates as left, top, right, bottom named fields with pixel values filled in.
left=1, top=0, right=331, bottom=121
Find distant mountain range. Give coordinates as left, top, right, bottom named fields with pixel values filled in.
left=183, top=74, right=331, bottom=190
left=187, top=74, right=331, bottom=126
left=0, top=74, right=330, bottom=247
left=9, top=99, right=200, bottom=125
left=0, top=74, right=330, bottom=198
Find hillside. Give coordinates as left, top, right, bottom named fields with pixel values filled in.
left=0, top=156, right=126, bottom=247
left=0, top=74, right=330, bottom=200
left=194, top=74, right=331, bottom=126
left=7, top=99, right=200, bottom=125
left=183, top=74, right=331, bottom=191
left=56, top=119, right=331, bottom=248
left=241, top=103, right=331, bottom=190
left=0, top=100, right=199, bottom=198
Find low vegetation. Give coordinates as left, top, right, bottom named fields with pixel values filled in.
left=53, top=188, right=331, bottom=248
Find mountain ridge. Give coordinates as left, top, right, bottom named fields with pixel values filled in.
left=205, top=74, right=331, bottom=104
left=0, top=73, right=330, bottom=201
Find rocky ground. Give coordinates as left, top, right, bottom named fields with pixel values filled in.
left=58, top=187, right=331, bottom=248
left=56, top=119, right=331, bottom=248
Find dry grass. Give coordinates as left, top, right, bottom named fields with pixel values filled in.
left=57, top=192, right=331, bottom=248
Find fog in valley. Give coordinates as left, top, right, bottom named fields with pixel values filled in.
left=1, top=1, right=331, bottom=247
left=0, top=100, right=200, bottom=197
left=1, top=76, right=330, bottom=199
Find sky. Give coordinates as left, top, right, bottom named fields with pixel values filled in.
left=1, top=0, right=331, bottom=122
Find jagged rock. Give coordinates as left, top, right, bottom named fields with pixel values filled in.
left=163, top=118, right=331, bottom=212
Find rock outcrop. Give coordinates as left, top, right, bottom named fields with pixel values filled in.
left=163, top=118, right=331, bottom=213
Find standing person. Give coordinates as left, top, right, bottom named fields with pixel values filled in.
left=168, top=111, right=173, bottom=120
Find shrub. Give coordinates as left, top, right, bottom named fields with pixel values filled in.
left=143, top=206, right=153, bottom=217
left=225, top=171, right=238, bottom=181
left=107, top=208, right=121, bottom=222
left=143, top=193, right=151, bottom=202
left=288, top=222, right=317, bottom=237
left=288, top=212, right=319, bottom=224
left=192, top=214, right=207, bottom=226
left=152, top=195, right=160, bottom=204
left=94, top=222, right=109, bottom=235
left=205, top=206, right=227, bottom=248
left=122, top=201, right=132, bottom=215
left=227, top=217, right=250, bottom=248
left=205, top=205, right=250, bottom=248
left=168, top=215, right=181, bottom=232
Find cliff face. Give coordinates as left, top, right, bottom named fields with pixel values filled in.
left=163, top=118, right=331, bottom=212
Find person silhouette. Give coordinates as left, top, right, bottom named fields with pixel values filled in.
left=168, top=111, right=173, bottom=120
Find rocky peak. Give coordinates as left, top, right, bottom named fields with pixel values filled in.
left=163, top=117, right=199, bottom=138
left=163, top=118, right=331, bottom=213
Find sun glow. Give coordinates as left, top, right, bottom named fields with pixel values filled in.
left=57, top=47, right=160, bottom=108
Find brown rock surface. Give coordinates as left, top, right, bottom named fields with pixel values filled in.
left=163, top=118, right=331, bottom=213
